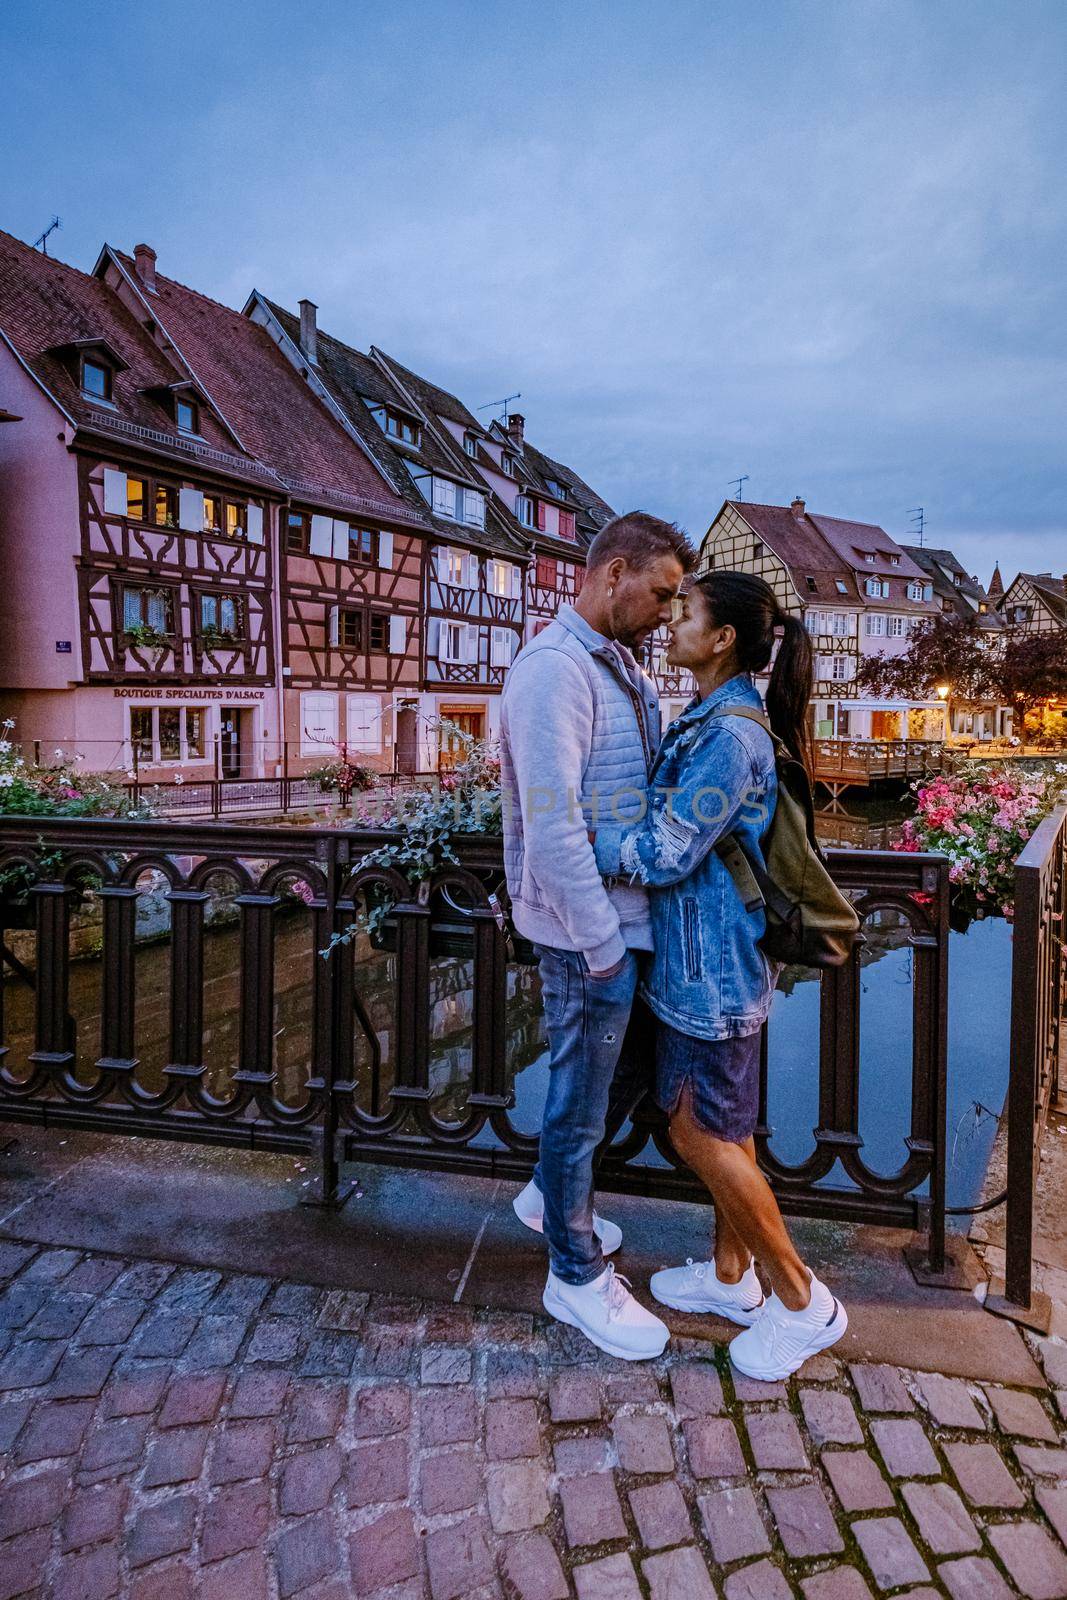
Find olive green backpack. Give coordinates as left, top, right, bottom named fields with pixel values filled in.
left=710, top=705, right=860, bottom=968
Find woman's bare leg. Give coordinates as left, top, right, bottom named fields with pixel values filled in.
left=711, top=1137, right=757, bottom=1284
left=671, top=1088, right=810, bottom=1310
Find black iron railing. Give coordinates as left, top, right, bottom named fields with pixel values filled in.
left=988, top=801, right=1067, bottom=1329
left=0, top=816, right=951, bottom=1268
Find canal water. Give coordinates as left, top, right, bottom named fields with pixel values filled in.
left=0, top=795, right=1011, bottom=1212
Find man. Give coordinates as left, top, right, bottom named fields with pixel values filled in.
left=500, top=511, right=697, bottom=1358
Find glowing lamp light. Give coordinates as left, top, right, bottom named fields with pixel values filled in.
left=935, top=683, right=950, bottom=700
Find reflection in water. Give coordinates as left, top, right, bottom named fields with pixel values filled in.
left=2, top=871, right=1011, bottom=1210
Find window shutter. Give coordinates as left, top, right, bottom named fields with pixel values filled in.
left=536, top=500, right=546, bottom=531
left=389, top=614, right=406, bottom=655
left=246, top=503, right=264, bottom=544
left=332, top=520, right=349, bottom=560
left=559, top=509, right=575, bottom=540
left=178, top=487, right=204, bottom=532
left=433, top=478, right=456, bottom=518
left=347, top=694, right=381, bottom=752
left=510, top=564, right=522, bottom=599
left=309, top=515, right=333, bottom=556
left=103, top=468, right=127, bottom=515
left=377, top=530, right=394, bottom=569
left=465, top=553, right=480, bottom=589
left=427, top=618, right=441, bottom=657
left=328, top=606, right=339, bottom=647
left=465, top=624, right=480, bottom=665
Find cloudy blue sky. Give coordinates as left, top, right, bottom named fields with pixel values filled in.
left=3, top=0, right=1064, bottom=584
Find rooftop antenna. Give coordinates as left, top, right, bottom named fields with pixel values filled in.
left=729, top=474, right=749, bottom=501
left=33, top=216, right=61, bottom=255
left=908, top=506, right=925, bottom=548
left=477, top=392, right=522, bottom=424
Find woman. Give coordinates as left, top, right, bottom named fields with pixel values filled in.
left=592, top=570, right=847, bottom=1380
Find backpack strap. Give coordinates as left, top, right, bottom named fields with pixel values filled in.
left=706, top=704, right=794, bottom=920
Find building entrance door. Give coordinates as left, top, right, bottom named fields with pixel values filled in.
left=219, top=707, right=248, bottom=779
left=439, top=707, right=485, bottom=769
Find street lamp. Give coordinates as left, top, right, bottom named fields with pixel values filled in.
left=935, top=682, right=951, bottom=742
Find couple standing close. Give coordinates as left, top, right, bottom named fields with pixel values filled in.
left=499, top=512, right=847, bottom=1382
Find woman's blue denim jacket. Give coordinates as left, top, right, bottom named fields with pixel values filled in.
left=593, top=673, right=778, bottom=1041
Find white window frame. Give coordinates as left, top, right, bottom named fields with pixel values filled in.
left=864, top=613, right=886, bottom=636
left=830, top=655, right=852, bottom=681
left=887, top=615, right=907, bottom=637
left=300, top=693, right=339, bottom=757
left=516, top=496, right=535, bottom=528
left=128, top=704, right=211, bottom=765
left=441, top=621, right=466, bottom=664
left=865, top=578, right=888, bottom=598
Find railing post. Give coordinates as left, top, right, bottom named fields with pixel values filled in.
left=986, top=803, right=1066, bottom=1333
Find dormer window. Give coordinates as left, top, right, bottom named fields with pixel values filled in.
left=175, top=396, right=199, bottom=435
left=889, top=554, right=901, bottom=567
left=81, top=357, right=112, bottom=401
left=906, top=581, right=926, bottom=602
left=464, top=433, right=478, bottom=457
left=516, top=496, right=536, bottom=529
left=502, top=455, right=515, bottom=477
left=367, top=401, right=420, bottom=447
left=862, top=552, right=876, bottom=564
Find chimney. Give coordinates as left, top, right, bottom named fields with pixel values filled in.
left=507, top=412, right=525, bottom=448
left=299, top=299, right=318, bottom=366
left=790, top=496, right=805, bottom=519
left=133, top=243, right=157, bottom=293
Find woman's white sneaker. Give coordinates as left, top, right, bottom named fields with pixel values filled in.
left=650, top=1258, right=765, bottom=1325
left=543, top=1264, right=669, bottom=1361
left=512, top=1179, right=623, bottom=1256
left=728, top=1274, right=847, bottom=1381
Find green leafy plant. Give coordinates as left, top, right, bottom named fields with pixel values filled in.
left=199, top=624, right=239, bottom=650
left=0, top=720, right=153, bottom=910
left=124, top=623, right=170, bottom=651
left=322, top=719, right=502, bottom=951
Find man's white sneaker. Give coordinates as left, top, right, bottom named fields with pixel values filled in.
left=650, top=1258, right=765, bottom=1325
left=728, top=1273, right=847, bottom=1382
left=543, top=1264, right=669, bottom=1361
left=512, top=1179, right=623, bottom=1256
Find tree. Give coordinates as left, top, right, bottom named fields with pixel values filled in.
left=855, top=616, right=993, bottom=707
left=996, top=630, right=1067, bottom=727
left=856, top=616, right=1067, bottom=734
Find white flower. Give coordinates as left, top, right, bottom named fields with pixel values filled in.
left=174, top=774, right=185, bottom=786
left=54, top=748, right=63, bottom=759
left=0, top=741, right=9, bottom=754
left=0, top=772, right=13, bottom=788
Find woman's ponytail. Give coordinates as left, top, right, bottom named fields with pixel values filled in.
left=767, top=610, right=814, bottom=776
left=695, top=572, right=815, bottom=775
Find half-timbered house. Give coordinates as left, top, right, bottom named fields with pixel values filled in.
left=98, top=260, right=424, bottom=778
left=997, top=572, right=1067, bottom=636
left=245, top=297, right=531, bottom=767
left=701, top=498, right=944, bottom=738
left=0, top=231, right=286, bottom=778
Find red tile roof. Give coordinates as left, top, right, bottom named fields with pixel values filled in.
left=0, top=229, right=195, bottom=437
left=110, top=251, right=408, bottom=511
left=721, top=501, right=859, bottom=603
left=809, top=512, right=928, bottom=582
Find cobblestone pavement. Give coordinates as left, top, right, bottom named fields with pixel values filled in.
left=3, top=1242, right=1067, bottom=1598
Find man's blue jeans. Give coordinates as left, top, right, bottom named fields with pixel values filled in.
left=532, top=944, right=650, bottom=1286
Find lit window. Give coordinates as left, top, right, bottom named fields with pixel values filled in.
left=203, top=495, right=221, bottom=533
left=126, top=478, right=147, bottom=521
left=225, top=502, right=247, bottom=539
left=154, top=484, right=178, bottom=527
left=81, top=358, right=112, bottom=400
left=175, top=397, right=199, bottom=434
